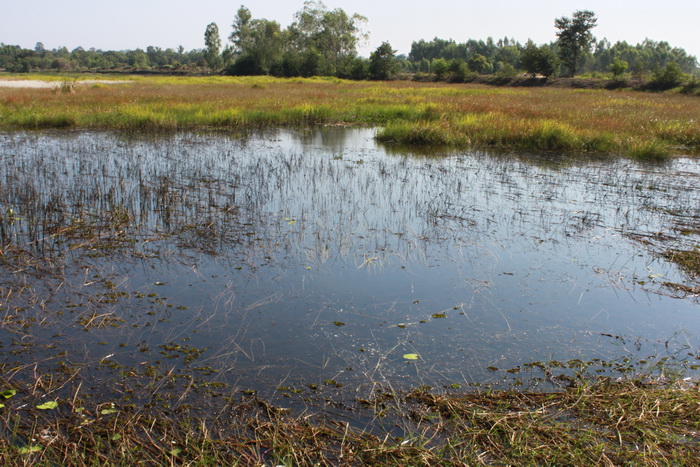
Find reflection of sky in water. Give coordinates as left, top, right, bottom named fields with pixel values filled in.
left=0, top=129, right=699, bottom=395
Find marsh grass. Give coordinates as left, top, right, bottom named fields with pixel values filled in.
left=663, top=248, right=700, bottom=277
left=1, top=75, right=698, bottom=157
left=0, top=375, right=697, bottom=465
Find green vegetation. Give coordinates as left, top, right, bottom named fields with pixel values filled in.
left=369, top=41, right=399, bottom=80
left=1, top=6, right=697, bottom=85
left=555, top=10, right=598, bottom=77
left=1, top=75, right=698, bottom=158
left=520, top=40, right=560, bottom=78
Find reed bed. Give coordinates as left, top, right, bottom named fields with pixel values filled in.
left=1, top=75, right=698, bottom=157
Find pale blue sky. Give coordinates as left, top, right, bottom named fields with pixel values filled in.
left=2, top=0, right=699, bottom=59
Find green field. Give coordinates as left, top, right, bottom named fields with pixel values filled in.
left=1, top=74, right=699, bottom=158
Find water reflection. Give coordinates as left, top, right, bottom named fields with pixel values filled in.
left=0, top=129, right=698, bottom=402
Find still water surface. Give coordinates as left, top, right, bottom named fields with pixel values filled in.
left=1, top=128, right=698, bottom=399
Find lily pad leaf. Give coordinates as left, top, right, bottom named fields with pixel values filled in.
left=403, top=353, right=419, bottom=360
left=36, top=401, right=58, bottom=410
left=1, top=389, right=17, bottom=399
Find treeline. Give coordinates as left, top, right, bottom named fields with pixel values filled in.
left=1, top=2, right=698, bottom=86
left=0, top=43, right=207, bottom=73
left=404, top=37, right=698, bottom=78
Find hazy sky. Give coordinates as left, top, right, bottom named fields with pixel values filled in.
left=3, top=0, right=699, bottom=59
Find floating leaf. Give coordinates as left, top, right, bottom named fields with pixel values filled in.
left=18, top=445, right=42, bottom=454
left=111, top=434, right=122, bottom=441
left=101, top=408, right=118, bottom=415
left=169, top=448, right=182, bottom=457
left=36, top=401, right=58, bottom=410
left=332, top=321, right=345, bottom=326
left=432, top=313, right=446, bottom=319
left=403, top=353, right=419, bottom=360
left=0, top=403, right=4, bottom=409
left=1, top=389, right=17, bottom=399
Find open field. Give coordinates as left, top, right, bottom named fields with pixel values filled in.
left=1, top=74, right=699, bottom=158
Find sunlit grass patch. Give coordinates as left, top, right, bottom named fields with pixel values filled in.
left=519, top=120, right=580, bottom=150
left=626, top=140, right=671, bottom=160
left=655, top=120, right=700, bottom=147
left=377, top=121, right=454, bottom=146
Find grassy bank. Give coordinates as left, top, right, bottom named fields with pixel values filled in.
left=1, top=74, right=698, bottom=158
left=0, top=376, right=697, bottom=465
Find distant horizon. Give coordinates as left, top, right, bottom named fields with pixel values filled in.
left=4, top=1, right=700, bottom=61
left=9, top=34, right=700, bottom=63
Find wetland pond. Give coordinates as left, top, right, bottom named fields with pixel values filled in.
left=1, top=127, right=699, bottom=410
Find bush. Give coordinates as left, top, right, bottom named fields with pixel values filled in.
left=225, top=54, right=266, bottom=76
left=431, top=58, right=449, bottom=81
left=609, top=58, right=628, bottom=78
left=349, top=58, right=369, bottom=80
left=494, top=63, right=519, bottom=80
left=681, top=77, right=700, bottom=95
left=447, top=59, right=475, bottom=83
left=649, top=63, right=686, bottom=90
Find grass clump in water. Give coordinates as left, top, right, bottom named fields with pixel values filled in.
left=626, top=140, right=671, bottom=160
left=663, top=248, right=700, bottom=277
left=377, top=121, right=461, bottom=146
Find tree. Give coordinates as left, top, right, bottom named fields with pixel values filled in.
left=609, top=58, right=628, bottom=78
left=555, top=10, right=597, bottom=77
left=520, top=41, right=559, bottom=78
left=369, top=41, right=398, bottom=80
left=290, top=1, right=367, bottom=74
left=447, top=59, right=473, bottom=83
left=431, top=58, right=449, bottom=80
left=204, top=23, right=222, bottom=71
left=651, top=62, right=686, bottom=89
left=230, top=6, right=253, bottom=54
left=226, top=18, right=283, bottom=75
left=468, top=54, right=491, bottom=74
